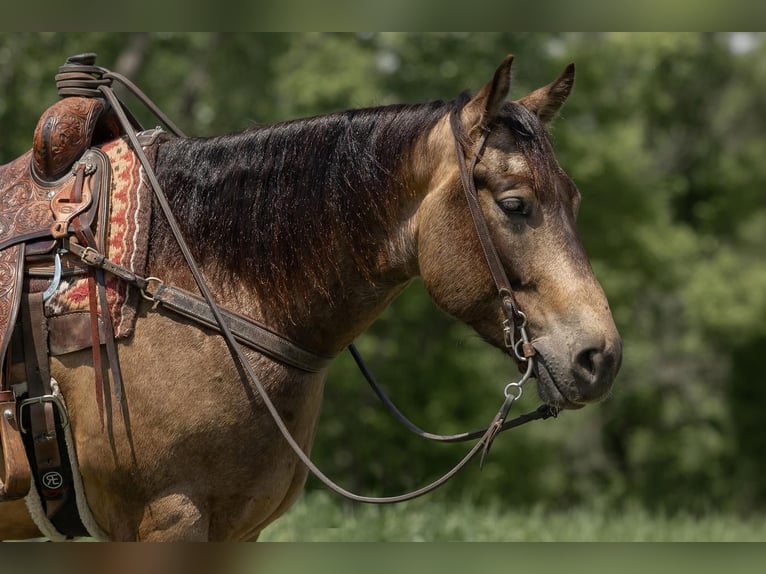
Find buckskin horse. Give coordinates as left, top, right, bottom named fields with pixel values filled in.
left=0, top=53, right=621, bottom=541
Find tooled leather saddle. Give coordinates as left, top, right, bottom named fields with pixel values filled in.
left=0, top=54, right=124, bottom=529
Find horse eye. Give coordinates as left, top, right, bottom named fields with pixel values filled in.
left=498, top=197, right=528, bottom=216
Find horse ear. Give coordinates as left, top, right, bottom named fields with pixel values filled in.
left=517, top=63, right=575, bottom=124
left=463, top=55, right=514, bottom=134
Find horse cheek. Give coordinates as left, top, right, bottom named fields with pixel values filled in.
left=418, top=215, right=493, bottom=322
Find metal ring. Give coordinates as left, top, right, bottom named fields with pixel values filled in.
left=140, top=276, right=164, bottom=302
left=503, top=381, right=524, bottom=401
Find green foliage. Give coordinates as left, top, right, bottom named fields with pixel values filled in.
left=260, top=492, right=766, bottom=541
left=2, top=32, right=765, bottom=519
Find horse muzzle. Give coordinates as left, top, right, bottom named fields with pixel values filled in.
left=530, top=333, right=622, bottom=409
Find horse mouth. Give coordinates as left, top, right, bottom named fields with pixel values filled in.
left=532, top=354, right=586, bottom=410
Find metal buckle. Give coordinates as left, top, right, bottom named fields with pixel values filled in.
left=18, top=393, right=70, bottom=434
left=77, top=245, right=102, bottom=265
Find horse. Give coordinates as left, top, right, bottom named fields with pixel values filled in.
left=0, top=54, right=621, bottom=541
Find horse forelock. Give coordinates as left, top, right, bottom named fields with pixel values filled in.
left=494, top=102, right=564, bottom=208
left=150, top=101, right=449, bottom=313
left=450, top=96, right=563, bottom=209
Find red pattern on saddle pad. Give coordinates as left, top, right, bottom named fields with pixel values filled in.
left=44, top=137, right=152, bottom=338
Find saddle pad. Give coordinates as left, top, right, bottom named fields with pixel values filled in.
left=43, top=137, right=153, bottom=339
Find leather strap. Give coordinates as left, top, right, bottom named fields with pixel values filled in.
left=65, top=239, right=332, bottom=374
left=449, top=109, right=528, bottom=334
left=21, top=292, right=66, bottom=517
left=69, top=167, right=106, bottom=427
left=0, top=390, right=32, bottom=500
left=76, top=223, right=124, bottom=407
left=84, top=272, right=105, bottom=427
left=67, top=241, right=148, bottom=290
left=150, top=284, right=333, bottom=374
left=76, top=146, right=124, bottom=403
left=347, top=344, right=556, bottom=443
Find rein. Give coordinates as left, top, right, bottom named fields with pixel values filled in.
left=349, top=345, right=557, bottom=445
left=63, top=60, right=557, bottom=503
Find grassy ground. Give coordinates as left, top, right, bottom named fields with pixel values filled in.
left=260, top=491, right=766, bottom=542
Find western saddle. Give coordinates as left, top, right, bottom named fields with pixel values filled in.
left=0, top=53, right=126, bottom=529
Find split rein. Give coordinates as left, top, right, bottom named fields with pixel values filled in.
left=61, top=61, right=558, bottom=504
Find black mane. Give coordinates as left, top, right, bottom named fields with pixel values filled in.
left=151, top=101, right=449, bottom=309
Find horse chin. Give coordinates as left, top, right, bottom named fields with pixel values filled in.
left=532, top=360, right=586, bottom=411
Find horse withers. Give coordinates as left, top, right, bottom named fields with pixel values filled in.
left=0, top=54, right=621, bottom=540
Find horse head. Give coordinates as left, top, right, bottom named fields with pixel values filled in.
left=417, top=56, right=622, bottom=409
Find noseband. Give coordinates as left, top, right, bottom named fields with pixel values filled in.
left=61, top=64, right=557, bottom=504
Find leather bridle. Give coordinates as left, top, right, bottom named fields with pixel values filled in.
left=62, top=63, right=558, bottom=504
left=449, top=107, right=538, bottom=370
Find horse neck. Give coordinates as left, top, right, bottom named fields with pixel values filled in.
left=148, top=108, right=453, bottom=358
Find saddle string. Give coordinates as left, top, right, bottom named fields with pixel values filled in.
left=61, top=63, right=553, bottom=503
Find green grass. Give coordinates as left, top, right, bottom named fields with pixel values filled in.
left=260, top=491, right=766, bottom=542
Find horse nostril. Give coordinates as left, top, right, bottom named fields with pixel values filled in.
left=574, top=346, right=604, bottom=382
